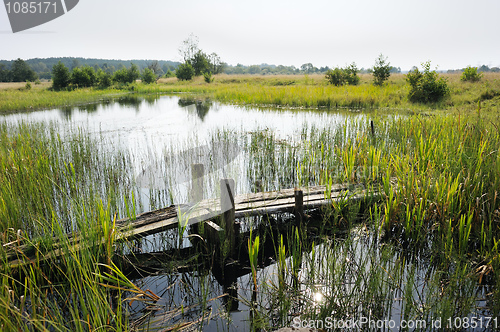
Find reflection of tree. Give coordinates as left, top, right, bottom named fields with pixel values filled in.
left=178, top=98, right=213, bottom=121
left=178, top=98, right=195, bottom=108
left=117, top=95, right=142, bottom=112
left=143, top=94, right=160, bottom=106
left=79, top=103, right=98, bottom=113
left=59, top=106, right=74, bottom=120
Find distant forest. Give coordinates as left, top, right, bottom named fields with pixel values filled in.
left=0, top=57, right=181, bottom=80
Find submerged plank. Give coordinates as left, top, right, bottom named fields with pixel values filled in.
left=6, top=183, right=379, bottom=269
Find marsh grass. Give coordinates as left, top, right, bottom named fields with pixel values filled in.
left=0, top=121, right=147, bottom=330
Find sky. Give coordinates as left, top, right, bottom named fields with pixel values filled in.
left=1, top=0, right=499, bottom=71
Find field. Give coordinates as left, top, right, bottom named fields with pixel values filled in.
left=0, top=73, right=500, bottom=330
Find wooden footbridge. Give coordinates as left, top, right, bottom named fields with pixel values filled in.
left=4, top=165, right=381, bottom=270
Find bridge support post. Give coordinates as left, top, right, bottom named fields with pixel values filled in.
left=294, top=189, right=304, bottom=223
left=221, top=179, right=237, bottom=258
left=191, top=163, right=204, bottom=203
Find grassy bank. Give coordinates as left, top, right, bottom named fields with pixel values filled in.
left=2, top=73, right=500, bottom=114
left=0, top=84, right=129, bottom=113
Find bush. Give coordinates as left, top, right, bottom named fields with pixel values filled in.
left=372, top=54, right=391, bottom=86
left=96, top=69, right=112, bottom=88
left=203, top=72, right=213, bottom=83
left=176, top=63, right=195, bottom=81
left=325, top=63, right=360, bottom=86
left=51, top=61, right=71, bottom=90
left=113, top=64, right=140, bottom=84
left=112, top=68, right=130, bottom=84
left=406, top=62, right=449, bottom=103
left=141, top=68, right=157, bottom=84
left=71, top=65, right=96, bottom=88
left=461, top=66, right=482, bottom=82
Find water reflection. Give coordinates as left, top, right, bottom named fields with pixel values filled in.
left=178, top=98, right=213, bottom=121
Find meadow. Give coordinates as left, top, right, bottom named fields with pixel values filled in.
left=0, top=73, right=500, bottom=330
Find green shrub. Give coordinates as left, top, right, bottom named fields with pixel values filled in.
left=406, top=61, right=449, bottom=103
left=141, top=68, right=157, bottom=84
left=112, top=64, right=140, bottom=84
left=203, top=72, right=213, bottom=83
left=71, top=65, right=97, bottom=88
left=325, top=63, right=360, bottom=86
left=176, top=63, right=195, bottom=81
left=461, top=66, right=482, bottom=82
left=372, top=54, right=391, bottom=86
left=25, top=81, right=31, bottom=90
left=96, top=69, right=112, bottom=88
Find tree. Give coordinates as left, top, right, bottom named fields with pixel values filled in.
left=148, top=60, right=164, bottom=77
left=128, top=63, right=140, bottom=83
left=191, top=50, right=210, bottom=76
left=176, top=62, right=195, bottom=81
left=51, top=61, right=71, bottom=90
left=141, top=68, right=157, bottom=84
left=344, top=63, right=360, bottom=85
left=0, top=64, right=10, bottom=82
left=10, top=58, right=37, bottom=82
left=178, top=34, right=200, bottom=63
left=372, top=54, right=391, bottom=86
left=406, top=61, right=449, bottom=103
left=208, top=53, right=224, bottom=74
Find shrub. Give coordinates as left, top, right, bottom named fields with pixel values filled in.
left=51, top=61, right=71, bottom=90
left=96, top=69, right=112, bottom=88
left=141, top=68, right=157, bottom=84
left=406, top=62, right=449, bottom=103
left=461, top=66, right=482, bottom=82
left=25, top=81, right=31, bottom=90
left=176, top=63, right=195, bottom=81
left=325, top=68, right=345, bottom=86
left=372, top=54, right=391, bottom=86
left=113, top=64, right=140, bottom=84
left=203, top=72, right=213, bottom=83
left=112, top=68, right=130, bottom=84
left=73, top=65, right=97, bottom=88
left=325, top=63, right=360, bottom=86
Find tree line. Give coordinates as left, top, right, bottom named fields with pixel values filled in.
left=0, top=57, right=180, bottom=81
left=51, top=61, right=162, bottom=90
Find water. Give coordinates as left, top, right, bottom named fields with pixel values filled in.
left=2, top=94, right=355, bottom=206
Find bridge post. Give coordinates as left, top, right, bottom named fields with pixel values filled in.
left=191, top=163, right=204, bottom=203
left=221, top=179, right=237, bottom=258
left=294, top=189, right=304, bottom=223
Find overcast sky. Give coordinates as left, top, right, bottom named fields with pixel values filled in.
left=1, top=0, right=499, bottom=70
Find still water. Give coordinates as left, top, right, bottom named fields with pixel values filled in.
left=2, top=94, right=357, bottom=206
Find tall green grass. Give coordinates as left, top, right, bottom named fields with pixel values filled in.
left=0, top=121, right=146, bottom=330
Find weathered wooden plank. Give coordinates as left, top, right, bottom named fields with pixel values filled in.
left=6, top=183, right=379, bottom=269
